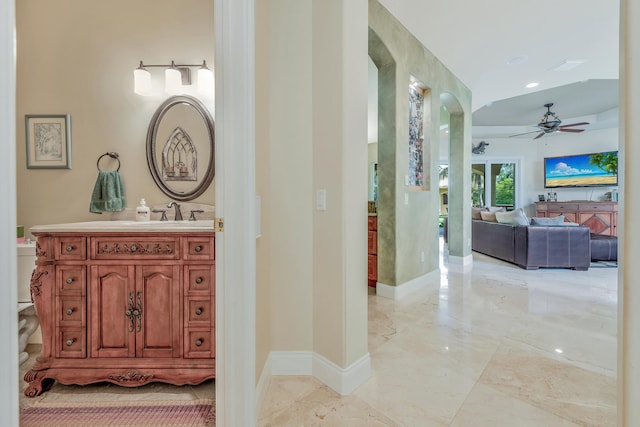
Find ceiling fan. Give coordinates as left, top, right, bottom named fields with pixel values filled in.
left=509, top=103, right=590, bottom=139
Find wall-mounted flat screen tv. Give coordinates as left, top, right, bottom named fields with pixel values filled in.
left=544, top=151, right=618, bottom=188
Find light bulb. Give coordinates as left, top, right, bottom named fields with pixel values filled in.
left=197, top=60, right=214, bottom=98
left=165, top=61, right=183, bottom=94
left=133, top=61, right=151, bottom=96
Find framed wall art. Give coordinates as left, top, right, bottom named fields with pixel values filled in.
left=25, top=114, right=71, bottom=169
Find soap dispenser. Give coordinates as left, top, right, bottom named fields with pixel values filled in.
left=136, top=198, right=151, bottom=221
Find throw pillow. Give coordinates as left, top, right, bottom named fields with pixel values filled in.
left=531, top=215, right=567, bottom=226
left=488, top=206, right=507, bottom=213
left=495, top=208, right=529, bottom=226
left=471, top=206, right=489, bottom=220
left=480, top=211, right=498, bottom=222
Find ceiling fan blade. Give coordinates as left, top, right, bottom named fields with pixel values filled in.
left=559, top=122, right=590, bottom=128
left=558, top=128, right=585, bottom=133
left=533, top=132, right=546, bottom=140
left=508, top=130, right=540, bottom=138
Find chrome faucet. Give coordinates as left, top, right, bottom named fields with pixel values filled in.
left=167, top=201, right=183, bottom=221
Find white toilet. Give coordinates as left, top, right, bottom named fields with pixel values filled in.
left=17, top=242, right=40, bottom=365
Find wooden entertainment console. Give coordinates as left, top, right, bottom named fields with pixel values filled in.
left=24, top=222, right=215, bottom=397
left=535, top=201, right=618, bottom=236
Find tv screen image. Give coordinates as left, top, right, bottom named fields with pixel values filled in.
left=544, top=151, right=618, bottom=188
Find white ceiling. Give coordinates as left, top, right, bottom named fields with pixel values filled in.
left=376, top=0, right=620, bottom=137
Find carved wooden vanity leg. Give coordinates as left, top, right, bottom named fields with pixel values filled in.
left=23, top=369, right=54, bottom=397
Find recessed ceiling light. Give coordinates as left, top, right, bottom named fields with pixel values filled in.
left=526, top=82, right=539, bottom=89
left=550, top=59, right=586, bottom=71
left=507, top=55, right=528, bottom=65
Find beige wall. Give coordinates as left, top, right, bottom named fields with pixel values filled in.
left=619, top=0, right=639, bottom=423
left=311, top=0, right=369, bottom=367
left=16, top=0, right=215, bottom=234
left=255, top=0, right=368, bottom=370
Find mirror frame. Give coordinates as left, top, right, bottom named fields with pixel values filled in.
left=146, top=95, right=215, bottom=201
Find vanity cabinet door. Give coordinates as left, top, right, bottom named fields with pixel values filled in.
left=90, top=264, right=180, bottom=359
left=136, top=265, right=181, bottom=358
left=90, top=265, right=136, bottom=358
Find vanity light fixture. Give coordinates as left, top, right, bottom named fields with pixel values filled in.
left=133, top=60, right=214, bottom=97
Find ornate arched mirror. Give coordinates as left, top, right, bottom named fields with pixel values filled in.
left=146, top=95, right=215, bottom=201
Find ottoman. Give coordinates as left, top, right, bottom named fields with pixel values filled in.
left=590, top=234, right=618, bottom=261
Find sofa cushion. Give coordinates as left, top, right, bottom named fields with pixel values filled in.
left=495, top=208, right=529, bottom=226
left=531, top=215, right=578, bottom=226
left=480, top=211, right=498, bottom=222
left=488, top=206, right=507, bottom=213
left=471, top=206, right=489, bottom=220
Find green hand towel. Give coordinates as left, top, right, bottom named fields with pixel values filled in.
left=89, top=170, right=126, bottom=213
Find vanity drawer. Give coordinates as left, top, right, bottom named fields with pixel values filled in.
left=57, top=265, right=86, bottom=295
left=56, top=237, right=87, bottom=260
left=92, top=237, right=180, bottom=260
left=185, top=265, right=214, bottom=293
left=184, top=328, right=214, bottom=358
left=183, top=236, right=215, bottom=260
left=57, top=296, right=85, bottom=326
left=56, top=327, right=86, bottom=358
left=185, top=297, right=213, bottom=325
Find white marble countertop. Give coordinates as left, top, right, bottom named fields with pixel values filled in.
left=30, top=220, right=215, bottom=233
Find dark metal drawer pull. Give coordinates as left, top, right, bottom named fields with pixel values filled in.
left=195, top=339, right=203, bottom=347
left=194, top=245, right=203, bottom=253
left=66, top=338, right=76, bottom=347
left=195, top=277, right=203, bottom=284
left=195, top=308, right=203, bottom=316
left=66, top=308, right=74, bottom=315
left=65, top=246, right=74, bottom=252
left=66, top=277, right=74, bottom=284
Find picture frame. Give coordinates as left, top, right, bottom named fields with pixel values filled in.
left=25, top=114, right=71, bottom=169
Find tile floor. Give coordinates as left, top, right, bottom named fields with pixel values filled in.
left=258, top=241, right=617, bottom=426
left=19, top=239, right=617, bottom=426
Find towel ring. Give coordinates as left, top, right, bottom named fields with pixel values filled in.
left=97, top=152, right=120, bottom=172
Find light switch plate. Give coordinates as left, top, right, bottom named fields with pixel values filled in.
left=316, top=189, right=327, bottom=211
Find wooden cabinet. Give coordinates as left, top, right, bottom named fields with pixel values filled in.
left=535, top=201, right=618, bottom=236
left=24, top=229, right=215, bottom=397
left=368, top=216, right=377, bottom=288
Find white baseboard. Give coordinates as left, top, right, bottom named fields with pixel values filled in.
left=376, top=269, right=440, bottom=300
left=312, top=352, right=371, bottom=395
left=270, top=351, right=313, bottom=375
left=268, top=350, right=371, bottom=396
left=255, top=354, right=272, bottom=416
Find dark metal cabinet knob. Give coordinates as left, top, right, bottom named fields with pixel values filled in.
left=66, top=308, right=74, bottom=315
left=66, top=246, right=73, bottom=252
left=195, top=308, right=203, bottom=316
left=66, top=277, right=74, bottom=284
left=194, top=245, right=203, bottom=253
left=66, top=338, right=75, bottom=347
left=195, top=277, right=203, bottom=284
left=195, top=339, right=203, bottom=347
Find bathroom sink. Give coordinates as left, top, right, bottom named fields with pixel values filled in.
left=123, top=220, right=214, bottom=227
left=30, top=220, right=215, bottom=233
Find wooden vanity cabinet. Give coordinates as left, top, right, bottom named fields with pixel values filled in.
left=368, top=216, right=377, bottom=288
left=24, top=230, right=215, bottom=397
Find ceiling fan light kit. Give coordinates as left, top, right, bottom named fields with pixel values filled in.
left=509, top=103, right=590, bottom=139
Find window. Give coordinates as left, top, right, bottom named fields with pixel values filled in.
left=473, top=160, right=520, bottom=210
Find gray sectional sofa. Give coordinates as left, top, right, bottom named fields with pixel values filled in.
left=471, top=220, right=591, bottom=270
